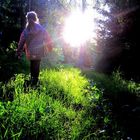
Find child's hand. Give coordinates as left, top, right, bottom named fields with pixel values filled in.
left=15, top=51, right=22, bottom=60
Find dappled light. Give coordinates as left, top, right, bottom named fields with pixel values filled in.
left=0, top=68, right=140, bottom=139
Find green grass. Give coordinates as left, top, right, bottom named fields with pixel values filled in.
left=83, top=69, right=140, bottom=97
left=0, top=68, right=138, bottom=139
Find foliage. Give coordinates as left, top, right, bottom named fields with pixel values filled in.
left=93, top=0, right=140, bottom=80
left=0, top=68, right=125, bottom=140
left=83, top=69, right=140, bottom=106
left=41, top=47, right=65, bottom=69
left=0, top=1, right=140, bottom=139
left=0, top=0, right=140, bottom=80
left=0, top=41, right=29, bottom=81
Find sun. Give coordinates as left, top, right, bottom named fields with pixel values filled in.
left=62, top=10, right=96, bottom=47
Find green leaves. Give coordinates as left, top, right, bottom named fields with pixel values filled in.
left=0, top=68, right=127, bottom=139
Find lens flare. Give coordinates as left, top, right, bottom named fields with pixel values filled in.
left=62, top=10, right=96, bottom=47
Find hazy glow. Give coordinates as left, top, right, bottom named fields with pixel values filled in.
left=62, top=2, right=110, bottom=47
left=100, top=3, right=110, bottom=12
left=63, top=10, right=96, bottom=47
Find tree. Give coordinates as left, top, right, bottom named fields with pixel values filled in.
left=92, top=0, right=140, bottom=80
left=0, top=0, right=28, bottom=48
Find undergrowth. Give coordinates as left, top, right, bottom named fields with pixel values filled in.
left=0, top=68, right=131, bottom=139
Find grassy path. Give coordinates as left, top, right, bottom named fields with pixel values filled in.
left=0, top=68, right=139, bottom=139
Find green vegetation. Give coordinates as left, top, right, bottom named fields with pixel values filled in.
left=0, top=0, right=140, bottom=139
left=0, top=67, right=139, bottom=139
left=83, top=70, right=140, bottom=105
left=0, top=41, right=30, bottom=81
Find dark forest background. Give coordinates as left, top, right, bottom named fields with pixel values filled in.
left=0, top=0, right=140, bottom=82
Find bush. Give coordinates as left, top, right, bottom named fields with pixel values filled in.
left=0, top=41, right=29, bottom=82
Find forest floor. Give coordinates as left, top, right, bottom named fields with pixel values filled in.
left=1, top=64, right=139, bottom=139
left=82, top=68, right=140, bottom=140
left=113, top=95, right=140, bottom=140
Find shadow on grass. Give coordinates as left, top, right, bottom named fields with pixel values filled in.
left=82, top=69, right=140, bottom=140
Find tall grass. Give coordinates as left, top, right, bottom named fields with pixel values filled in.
left=0, top=68, right=125, bottom=139
left=83, top=70, right=140, bottom=95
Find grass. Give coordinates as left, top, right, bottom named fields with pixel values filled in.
left=0, top=67, right=139, bottom=139
left=83, top=69, right=140, bottom=99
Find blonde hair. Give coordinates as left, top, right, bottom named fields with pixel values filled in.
left=26, top=11, right=39, bottom=28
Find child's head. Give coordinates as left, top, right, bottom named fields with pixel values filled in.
left=26, top=11, right=39, bottom=24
